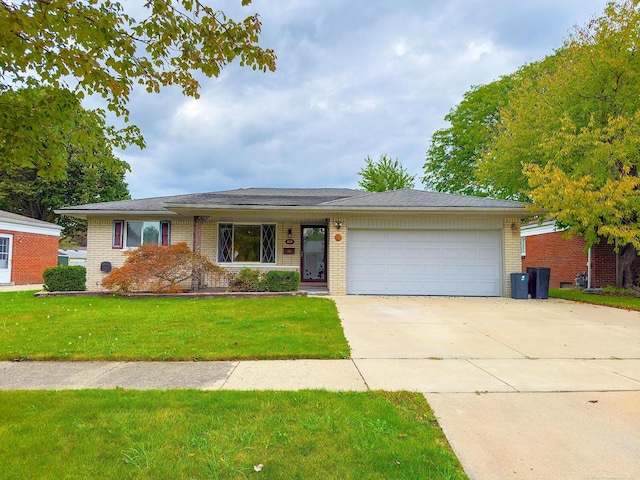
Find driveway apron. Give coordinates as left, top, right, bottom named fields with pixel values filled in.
left=333, top=295, right=640, bottom=480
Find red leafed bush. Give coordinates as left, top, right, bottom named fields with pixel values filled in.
left=102, top=242, right=225, bottom=293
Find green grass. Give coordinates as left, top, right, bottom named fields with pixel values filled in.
left=550, top=288, right=640, bottom=311
left=0, top=292, right=350, bottom=361
left=0, top=390, right=467, bottom=480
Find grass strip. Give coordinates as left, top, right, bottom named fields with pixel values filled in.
left=0, top=292, right=350, bottom=361
left=550, top=289, right=640, bottom=311
left=0, top=389, right=467, bottom=480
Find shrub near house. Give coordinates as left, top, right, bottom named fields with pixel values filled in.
left=102, top=243, right=224, bottom=293
left=43, top=265, right=86, bottom=292
left=227, top=268, right=301, bottom=292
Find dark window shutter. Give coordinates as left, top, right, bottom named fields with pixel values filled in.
left=113, top=220, right=124, bottom=249
left=160, top=221, right=171, bottom=246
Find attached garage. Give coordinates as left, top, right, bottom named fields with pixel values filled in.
left=59, top=187, right=529, bottom=297
left=347, top=229, right=502, bottom=296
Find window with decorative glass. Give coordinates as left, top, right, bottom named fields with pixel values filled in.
left=218, top=224, right=276, bottom=263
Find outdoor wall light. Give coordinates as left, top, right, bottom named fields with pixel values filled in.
left=334, top=221, right=343, bottom=230
left=287, top=228, right=292, bottom=238
left=511, top=223, right=518, bottom=233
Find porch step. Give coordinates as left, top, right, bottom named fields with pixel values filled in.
left=301, top=287, right=330, bottom=296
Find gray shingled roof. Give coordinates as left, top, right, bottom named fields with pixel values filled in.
left=321, top=189, right=525, bottom=208
left=56, top=192, right=206, bottom=213
left=57, top=188, right=367, bottom=212
left=56, top=187, right=528, bottom=214
left=0, top=209, right=63, bottom=229
left=165, top=188, right=368, bottom=207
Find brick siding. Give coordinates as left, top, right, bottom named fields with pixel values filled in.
left=522, top=232, right=640, bottom=288
left=522, top=232, right=588, bottom=289
left=85, top=217, right=304, bottom=292
left=590, top=242, right=640, bottom=288
left=503, top=218, right=522, bottom=297
left=328, top=217, right=347, bottom=295
left=0, top=229, right=59, bottom=284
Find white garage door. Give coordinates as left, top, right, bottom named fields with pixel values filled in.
left=347, top=230, right=502, bottom=296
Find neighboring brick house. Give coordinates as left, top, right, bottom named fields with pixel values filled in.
left=521, top=221, right=640, bottom=289
left=57, top=188, right=530, bottom=297
left=0, top=210, right=62, bottom=285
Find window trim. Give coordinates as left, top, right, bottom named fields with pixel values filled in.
left=521, top=237, right=526, bottom=257
left=160, top=221, right=171, bottom=247
left=113, top=220, right=171, bottom=249
left=112, top=220, right=124, bottom=249
left=217, top=222, right=277, bottom=264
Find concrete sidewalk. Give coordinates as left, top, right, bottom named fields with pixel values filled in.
left=0, top=284, right=44, bottom=292
left=3, top=357, right=640, bottom=393
left=0, top=359, right=368, bottom=391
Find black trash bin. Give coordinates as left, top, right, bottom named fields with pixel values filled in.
left=510, top=273, right=530, bottom=299
left=526, top=267, right=551, bottom=299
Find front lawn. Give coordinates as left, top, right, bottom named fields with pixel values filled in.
left=0, top=292, right=350, bottom=361
left=0, top=389, right=467, bottom=480
left=550, top=289, right=640, bottom=311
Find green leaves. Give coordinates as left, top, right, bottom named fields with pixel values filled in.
left=358, top=155, right=416, bottom=192
left=422, top=75, right=516, bottom=197
left=476, top=0, right=640, bottom=280
left=0, top=1, right=276, bottom=177
left=0, top=87, right=130, bottom=240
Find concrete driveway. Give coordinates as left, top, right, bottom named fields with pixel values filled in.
left=333, top=296, right=640, bottom=480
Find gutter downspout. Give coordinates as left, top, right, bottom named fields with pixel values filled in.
left=587, top=247, right=592, bottom=289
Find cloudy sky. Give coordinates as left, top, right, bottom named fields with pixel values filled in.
left=118, top=0, right=609, bottom=199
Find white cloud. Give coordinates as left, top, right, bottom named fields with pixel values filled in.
left=113, top=0, right=610, bottom=198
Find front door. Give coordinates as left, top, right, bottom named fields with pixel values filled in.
left=301, top=226, right=326, bottom=282
left=0, top=234, right=13, bottom=284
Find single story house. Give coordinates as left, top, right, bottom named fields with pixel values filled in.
left=0, top=209, right=62, bottom=285
left=521, top=220, right=640, bottom=288
left=57, top=188, right=529, bottom=297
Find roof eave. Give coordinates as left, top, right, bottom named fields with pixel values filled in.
left=0, top=218, right=63, bottom=231
left=54, top=209, right=175, bottom=218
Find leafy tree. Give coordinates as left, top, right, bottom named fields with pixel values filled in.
left=478, top=0, right=640, bottom=287
left=102, top=243, right=225, bottom=293
left=423, top=55, right=559, bottom=199
left=358, top=154, right=415, bottom=192
left=422, top=75, right=516, bottom=196
left=0, top=88, right=130, bottom=244
left=0, top=0, right=276, bottom=177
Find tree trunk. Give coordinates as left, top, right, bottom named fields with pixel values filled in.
left=616, top=243, right=637, bottom=288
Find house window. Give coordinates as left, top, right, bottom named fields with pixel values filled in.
left=113, top=220, right=171, bottom=249
left=217, top=223, right=276, bottom=263
left=521, top=237, right=526, bottom=257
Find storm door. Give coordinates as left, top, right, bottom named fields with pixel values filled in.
left=0, top=234, right=13, bottom=284
left=301, top=226, right=326, bottom=282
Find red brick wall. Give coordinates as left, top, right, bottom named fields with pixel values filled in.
left=590, top=243, right=616, bottom=288
left=590, top=242, right=640, bottom=288
left=522, top=232, right=588, bottom=289
left=0, top=229, right=59, bottom=284
left=522, top=233, right=640, bottom=288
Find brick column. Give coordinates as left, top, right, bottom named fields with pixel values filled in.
left=327, top=217, right=347, bottom=295
left=503, top=218, right=521, bottom=297
left=191, top=216, right=209, bottom=290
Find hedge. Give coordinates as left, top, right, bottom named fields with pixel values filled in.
left=43, top=265, right=86, bottom=292
left=264, top=270, right=300, bottom=292
left=227, top=268, right=301, bottom=292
